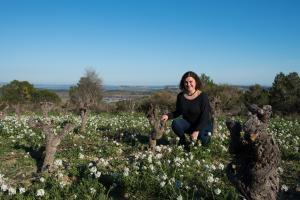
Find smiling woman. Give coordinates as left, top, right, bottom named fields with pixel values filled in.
left=161, top=71, right=213, bottom=149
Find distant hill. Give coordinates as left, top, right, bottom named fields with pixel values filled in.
left=33, top=84, right=178, bottom=92
left=0, top=82, right=270, bottom=92
left=34, top=84, right=74, bottom=91
left=230, top=85, right=270, bottom=91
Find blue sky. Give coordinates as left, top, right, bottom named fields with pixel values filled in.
left=0, top=0, right=299, bottom=86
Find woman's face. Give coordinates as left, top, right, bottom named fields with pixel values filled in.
left=184, top=76, right=196, bottom=92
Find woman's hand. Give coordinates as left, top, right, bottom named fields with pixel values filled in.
left=191, top=131, right=199, bottom=141
left=160, top=114, right=168, bottom=122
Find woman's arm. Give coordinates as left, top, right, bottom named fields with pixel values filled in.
left=194, top=93, right=211, bottom=132
left=166, top=93, right=182, bottom=120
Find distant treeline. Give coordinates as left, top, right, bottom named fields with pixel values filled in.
left=0, top=71, right=299, bottom=116
left=201, top=72, right=300, bottom=116
left=114, top=72, right=300, bottom=116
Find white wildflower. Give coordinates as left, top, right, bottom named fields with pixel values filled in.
left=204, top=164, right=210, bottom=171
left=60, top=182, right=66, bottom=188
left=207, top=174, right=214, bottom=183
left=90, top=166, right=97, bottom=173
left=95, top=171, right=101, bottom=178
left=99, top=158, right=109, bottom=167
left=211, top=164, right=216, bottom=170
left=90, top=187, right=96, bottom=194
left=36, top=189, right=45, bottom=197
left=155, top=153, right=163, bottom=159
left=142, top=166, right=147, bottom=170
left=221, top=145, right=227, bottom=152
left=117, top=148, right=123, bottom=154
left=123, top=167, right=129, bottom=177
left=177, top=194, right=183, bottom=200
left=177, top=145, right=183, bottom=151
left=162, top=174, right=168, bottom=181
left=189, top=154, right=194, bottom=160
left=149, top=164, right=155, bottom=171
left=281, top=184, right=289, bottom=192
left=39, top=177, right=45, bottom=183
left=79, top=153, right=84, bottom=159
left=58, top=172, right=64, bottom=178
left=169, top=177, right=175, bottom=184
left=8, top=187, right=16, bottom=195
left=218, top=163, right=225, bottom=170
left=19, top=187, right=26, bottom=194
left=214, top=188, right=221, bottom=195
left=278, top=167, right=283, bottom=174
left=155, top=160, right=161, bottom=166
left=160, top=181, right=166, bottom=188
left=1, top=184, right=8, bottom=192
left=54, top=159, right=63, bottom=167
left=155, top=145, right=162, bottom=152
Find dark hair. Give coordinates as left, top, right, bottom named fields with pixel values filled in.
left=179, top=71, right=203, bottom=91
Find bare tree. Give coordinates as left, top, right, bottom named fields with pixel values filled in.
left=12, top=104, right=22, bottom=122
left=128, top=99, right=136, bottom=113
left=69, top=69, right=103, bottom=133
left=147, top=104, right=166, bottom=150
left=226, top=104, right=280, bottom=200
left=0, top=103, right=9, bottom=120
left=210, top=96, right=222, bottom=136
left=40, top=101, right=54, bottom=118
left=29, top=103, right=75, bottom=173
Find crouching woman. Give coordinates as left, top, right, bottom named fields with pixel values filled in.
left=160, top=71, right=213, bottom=148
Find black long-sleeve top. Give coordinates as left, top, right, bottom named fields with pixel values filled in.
left=167, top=92, right=212, bottom=132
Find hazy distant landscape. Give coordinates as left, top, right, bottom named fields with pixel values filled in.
left=32, top=84, right=256, bottom=92
left=0, top=82, right=258, bottom=103
left=30, top=84, right=179, bottom=103
left=30, top=84, right=255, bottom=103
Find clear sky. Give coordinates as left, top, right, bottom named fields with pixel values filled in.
left=0, top=0, right=299, bottom=86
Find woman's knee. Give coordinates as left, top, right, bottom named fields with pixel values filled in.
left=171, top=119, right=179, bottom=130
left=171, top=118, right=189, bottom=136
left=171, top=119, right=180, bottom=134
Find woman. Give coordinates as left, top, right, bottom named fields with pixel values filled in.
left=161, top=71, right=213, bottom=148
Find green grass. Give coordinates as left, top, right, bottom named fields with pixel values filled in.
left=0, top=113, right=299, bottom=199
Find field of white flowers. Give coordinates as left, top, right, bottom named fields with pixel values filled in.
left=0, top=113, right=299, bottom=199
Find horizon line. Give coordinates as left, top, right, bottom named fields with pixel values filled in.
left=0, top=81, right=272, bottom=87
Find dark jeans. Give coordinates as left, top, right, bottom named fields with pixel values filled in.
left=171, top=118, right=212, bottom=146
